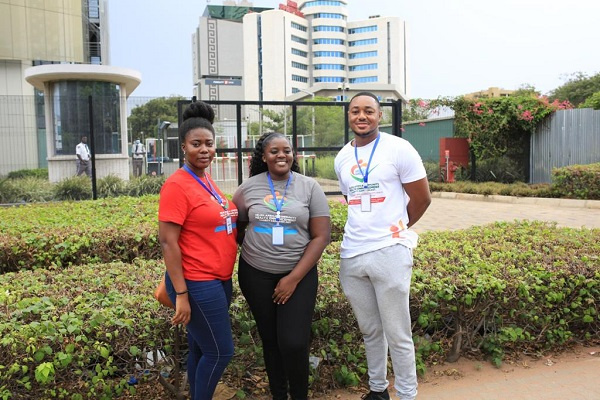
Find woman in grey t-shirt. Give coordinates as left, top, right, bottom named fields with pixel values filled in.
left=233, top=132, right=330, bottom=400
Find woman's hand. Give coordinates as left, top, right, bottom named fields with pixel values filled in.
left=272, top=275, right=298, bottom=304
left=171, top=294, right=191, bottom=325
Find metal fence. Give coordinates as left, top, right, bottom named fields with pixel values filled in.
left=1, top=95, right=404, bottom=198
left=531, top=108, right=600, bottom=183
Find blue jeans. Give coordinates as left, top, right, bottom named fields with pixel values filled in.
left=165, top=273, right=234, bottom=400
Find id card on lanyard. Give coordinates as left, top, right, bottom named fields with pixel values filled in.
left=183, top=165, right=233, bottom=234
left=267, top=172, right=292, bottom=246
left=354, top=134, right=380, bottom=212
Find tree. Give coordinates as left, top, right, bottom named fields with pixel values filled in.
left=548, top=72, right=600, bottom=106
left=128, top=96, right=185, bottom=141
left=580, top=91, right=600, bottom=110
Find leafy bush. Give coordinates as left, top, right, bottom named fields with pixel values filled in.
left=312, top=154, right=338, bottom=180
left=0, top=196, right=161, bottom=273
left=470, top=156, right=525, bottom=183
left=551, top=162, right=600, bottom=200
left=1, top=221, right=598, bottom=399
left=53, top=176, right=93, bottom=201
left=125, top=175, right=166, bottom=197
left=423, top=161, right=441, bottom=182
left=6, top=168, right=49, bottom=180
left=0, top=260, right=173, bottom=399
left=0, top=177, right=55, bottom=204
left=97, top=174, right=126, bottom=198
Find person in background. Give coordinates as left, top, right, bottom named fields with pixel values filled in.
left=158, top=100, right=238, bottom=400
left=75, top=135, right=91, bottom=176
left=232, top=132, right=331, bottom=400
left=334, top=92, right=431, bottom=400
left=131, top=139, right=145, bottom=177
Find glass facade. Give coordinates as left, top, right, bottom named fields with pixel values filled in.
left=349, top=50, right=378, bottom=59
left=348, top=26, right=377, bottom=34
left=52, top=81, right=121, bottom=156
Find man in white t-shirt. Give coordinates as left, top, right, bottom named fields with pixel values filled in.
left=334, top=92, right=431, bottom=400
left=131, top=139, right=146, bottom=177
left=75, top=136, right=91, bottom=177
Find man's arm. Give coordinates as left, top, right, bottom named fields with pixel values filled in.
left=403, top=177, right=431, bottom=228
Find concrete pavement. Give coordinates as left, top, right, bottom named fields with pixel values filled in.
left=412, top=192, right=600, bottom=233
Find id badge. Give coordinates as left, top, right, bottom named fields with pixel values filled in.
left=360, top=193, right=371, bottom=212
left=225, top=216, right=233, bottom=235
left=272, top=225, right=284, bottom=245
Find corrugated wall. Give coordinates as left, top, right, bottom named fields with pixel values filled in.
left=531, top=108, right=600, bottom=183
left=380, top=117, right=454, bottom=162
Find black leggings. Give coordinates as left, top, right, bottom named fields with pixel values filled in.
left=238, top=256, right=317, bottom=400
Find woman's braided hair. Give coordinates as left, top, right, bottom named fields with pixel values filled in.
left=249, top=132, right=301, bottom=177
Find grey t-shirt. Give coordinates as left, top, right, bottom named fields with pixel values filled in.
left=232, top=171, right=330, bottom=273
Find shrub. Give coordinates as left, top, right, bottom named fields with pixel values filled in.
left=472, top=156, right=525, bottom=183
left=0, top=177, right=54, bottom=204
left=551, top=162, right=600, bottom=200
left=97, top=174, right=126, bottom=198
left=53, top=176, right=93, bottom=201
left=6, top=168, right=49, bottom=180
left=126, top=175, right=166, bottom=197
left=0, top=260, right=173, bottom=400
left=0, top=196, right=160, bottom=273
left=423, top=161, right=441, bottom=182
left=312, top=154, right=338, bottom=180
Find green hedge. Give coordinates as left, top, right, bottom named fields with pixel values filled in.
left=0, top=260, right=173, bottom=400
left=0, top=196, right=160, bottom=273
left=551, top=162, right=600, bottom=200
left=1, top=196, right=599, bottom=398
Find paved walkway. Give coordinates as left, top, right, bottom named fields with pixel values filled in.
left=412, top=192, right=600, bottom=233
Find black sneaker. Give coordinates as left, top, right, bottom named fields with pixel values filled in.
left=361, top=389, right=390, bottom=400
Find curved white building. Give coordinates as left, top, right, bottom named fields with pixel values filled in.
left=194, top=0, right=407, bottom=103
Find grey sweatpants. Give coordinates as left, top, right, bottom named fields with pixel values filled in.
left=339, top=244, right=417, bottom=400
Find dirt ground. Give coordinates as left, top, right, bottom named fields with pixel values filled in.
left=301, top=345, right=600, bottom=400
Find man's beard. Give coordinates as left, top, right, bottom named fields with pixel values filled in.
left=354, top=127, right=378, bottom=138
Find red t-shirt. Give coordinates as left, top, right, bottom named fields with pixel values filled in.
left=158, top=169, right=238, bottom=281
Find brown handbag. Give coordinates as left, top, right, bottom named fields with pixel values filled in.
left=154, top=275, right=175, bottom=309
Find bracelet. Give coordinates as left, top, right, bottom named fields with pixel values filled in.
left=175, top=290, right=188, bottom=296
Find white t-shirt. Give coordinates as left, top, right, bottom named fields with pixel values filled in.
left=334, top=131, right=427, bottom=258
left=76, top=142, right=90, bottom=161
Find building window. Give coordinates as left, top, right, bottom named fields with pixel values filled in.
left=292, top=48, right=308, bottom=57
left=348, top=25, right=378, bottom=34
left=292, top=61, right=308, bottom=70
left=313, top=51, right=345, bottom=58
left=349, top=63, right=377, bottom=71
left=314, top=76, right=345, bottom=83
left=51, top=81, right=122, bottom=156
left=291, top=35, right=308, bottom=45
left=313, top=13, right=345, bottom=20
left=291, top=21, right=307, bottom=32
left=314, top=38, right=345, bottom=45
left=314, top=64, right=345, bottom=70
left=349, top=76, right=378, bottom=83
left=349, top=50, right=378, bottom=59
left=303, top=0, right=343, bottom=7
left=292, top=74, right=309, bottom=83
left=313, top=25, right=344, bottom=33
left=349, top=38, right=378, bottom=47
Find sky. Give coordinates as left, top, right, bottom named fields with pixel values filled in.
left=108, top=0, right=600, bottom=100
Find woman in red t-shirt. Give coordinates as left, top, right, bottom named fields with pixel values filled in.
left=158, top=101, right=238, bottom=400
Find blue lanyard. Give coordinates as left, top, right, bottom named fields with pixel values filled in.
left=267, top=172, right=293, bottom=225
left=354, top=133, right=380, bottom=188
left=183, top=164, right=228, bottom=210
